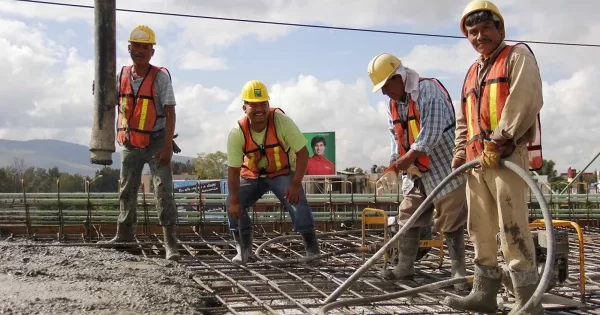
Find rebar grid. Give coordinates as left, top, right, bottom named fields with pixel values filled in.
left=56, top=227, right=594, bottom=314
left=1, top=195, right=599, bottom=314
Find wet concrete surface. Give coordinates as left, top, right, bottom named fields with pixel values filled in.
left=0, top=240, right=208, bottom=315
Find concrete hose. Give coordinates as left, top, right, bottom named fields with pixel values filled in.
left=318, top=158, right=555, bottom=315
left=253, top=229, right=384, bottom=265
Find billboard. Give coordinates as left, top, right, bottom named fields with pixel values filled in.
left=303, top=131, right=336, bottom=175
left=173, top=180, right=223, bottom=194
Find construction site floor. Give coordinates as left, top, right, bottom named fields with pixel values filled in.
left=0, top=227, right=599, bottom=315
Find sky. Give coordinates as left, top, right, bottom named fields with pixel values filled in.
left=0, top=0, right=599, bottom=176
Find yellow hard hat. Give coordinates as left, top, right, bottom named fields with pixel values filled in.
left=460, top=0, right=504, bottom=36
left=241, top=80, right=270, bottom=102
left=367, top=53, right=402, bottom=93
left=129, top=25, right=156, bottom=45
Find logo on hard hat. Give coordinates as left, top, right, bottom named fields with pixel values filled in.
left=130, top=29, right=150, bottom=41
left=253, top=89, right=262, bottom=97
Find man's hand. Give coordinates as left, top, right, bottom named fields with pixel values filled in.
left=286, top=182, right=301, bottom=204
left=452, top=157, right=465, bottom=170
left=390, top=156, right=414, bottom=173
left=376, top=168, right=398, bottom=196
left=156, top=146, right=173, bottom=166
left=481, top=140, right=501, bottom=169
left=117, top=131, right=127, bottom=145
left=228, top=197, right=242, bottom=219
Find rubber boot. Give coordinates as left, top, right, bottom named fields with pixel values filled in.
left=97, top=223, right=135, bottom=244
left=444, top=227, right=469, bottom=291
left=163, top=225, right=180, bottom=261
left=301, top=230, right=320, bottom=263
left=507, top=270, right=544, bottom=315
left=443, top=264, right=502, bottom=313
left=381, top=227, right=420, bottom=280
left=415, top=226, right=432, bottom=261
left=232, top=230, right=253, bottom=264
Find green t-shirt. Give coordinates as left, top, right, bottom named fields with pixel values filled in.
left=227, top=111, right=307, bottom=171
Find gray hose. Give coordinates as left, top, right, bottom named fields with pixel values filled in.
left=254, top=229, right=384, bottom=265
left=318, top=276, right=473, bottom=315
left=319, top=158, right=555, bottom=314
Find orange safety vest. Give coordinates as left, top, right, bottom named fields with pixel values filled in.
left=117, top=65, right=170, bottom=149
left=239, top=108, right=291, bottom=179
left=389, top=77, right=455, bottom=173
left=461, top=43, right=543, bottom=171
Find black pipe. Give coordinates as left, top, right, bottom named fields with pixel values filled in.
left=89, top=0, right=116, bottom=166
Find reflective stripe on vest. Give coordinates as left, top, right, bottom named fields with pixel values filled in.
left=239, top=107, right=291, bottom=179
left=389, top=77, right=455, bottom=173
left=117, top=65, right=165, bottom=148
left=461, top=43, right=543, bottom=171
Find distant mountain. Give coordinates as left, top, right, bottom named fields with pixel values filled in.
left=0, top=139, right=195, bottom=176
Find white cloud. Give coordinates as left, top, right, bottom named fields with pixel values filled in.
left=171, top=76, right=392, bottom=169
left=0, top=0, right=470, bottom=71
left=1, top=0, right=599, bottom=175
left=179, top=51, right=228, bottom=71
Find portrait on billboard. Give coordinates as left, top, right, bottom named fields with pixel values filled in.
left=303, top=132, right=336, bottom=175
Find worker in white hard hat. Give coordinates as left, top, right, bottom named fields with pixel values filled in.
left=443, top=1, right=544, bottom=314
left=98, top=25, right=181, bottom=261
left=367, top=53, right=469, bottom=291
left=225, top=80, right=319, bottom=265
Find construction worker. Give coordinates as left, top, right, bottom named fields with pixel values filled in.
left=98, top=25, right=180, bottom=261
left=368, top=53, right=468, bottom=290
left=444, top=1, right=544, bottom=314
left=225, top=80, right=320, bottom=264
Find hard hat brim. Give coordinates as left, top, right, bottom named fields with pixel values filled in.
left=371, top=75, right=391, bottom=93
left=243, top=97, right=270, bottom=103
left=128, top=39, right=156, bottom=45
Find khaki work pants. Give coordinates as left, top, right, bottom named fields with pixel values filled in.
left=466, top=145, right=537, bottom=275
left=397, top=178, right=467, bottom=233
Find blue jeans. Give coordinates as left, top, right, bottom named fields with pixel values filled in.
left=226, top=171, right=315, bottom=234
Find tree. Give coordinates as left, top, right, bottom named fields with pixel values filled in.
left=172, top=160, right=194, bottom=175
left=538, top=159, right=560, bottom=182
left=90, top=167, right=121, bottom=192
left=193, top=151, right=227, bottom=179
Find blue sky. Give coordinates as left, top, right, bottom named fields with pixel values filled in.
left=0, top=0, right=599, bottom=182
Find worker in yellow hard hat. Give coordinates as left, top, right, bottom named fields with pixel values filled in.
left=98, top=25, right=181, bottom=262
left=444, top=1, right=544, bottom=314
left=225, top=80, right=319, bottom=265
left=367, top=53, right=469, bottom=291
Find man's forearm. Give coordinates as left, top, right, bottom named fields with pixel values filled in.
left=163, top=106, right=176, bottom=149
left=292, top=147, right=309, bottom=185
left=407, top=149, right=425, bottom=159
left=453, top=109, right=468, bottom=160
left=227, top=167, right=241, bottom=200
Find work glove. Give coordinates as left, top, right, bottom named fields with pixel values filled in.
left=376, top=167, right=398, bottom=196
left=405, top=165, right=423, bottom=178
left=172, top=133, right=181, bottom=154
left=481, top=140, right=501, bottom=169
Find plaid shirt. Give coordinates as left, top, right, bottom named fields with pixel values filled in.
left=387, top=79, right=466, bottom=201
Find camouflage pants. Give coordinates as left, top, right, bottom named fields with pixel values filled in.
left=118, top=131, right=177, bottom=227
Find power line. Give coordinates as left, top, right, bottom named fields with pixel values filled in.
left=13, top=0, right=600, bottom=48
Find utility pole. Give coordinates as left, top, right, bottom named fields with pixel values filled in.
left=89, top=0, right=116, bottom=166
